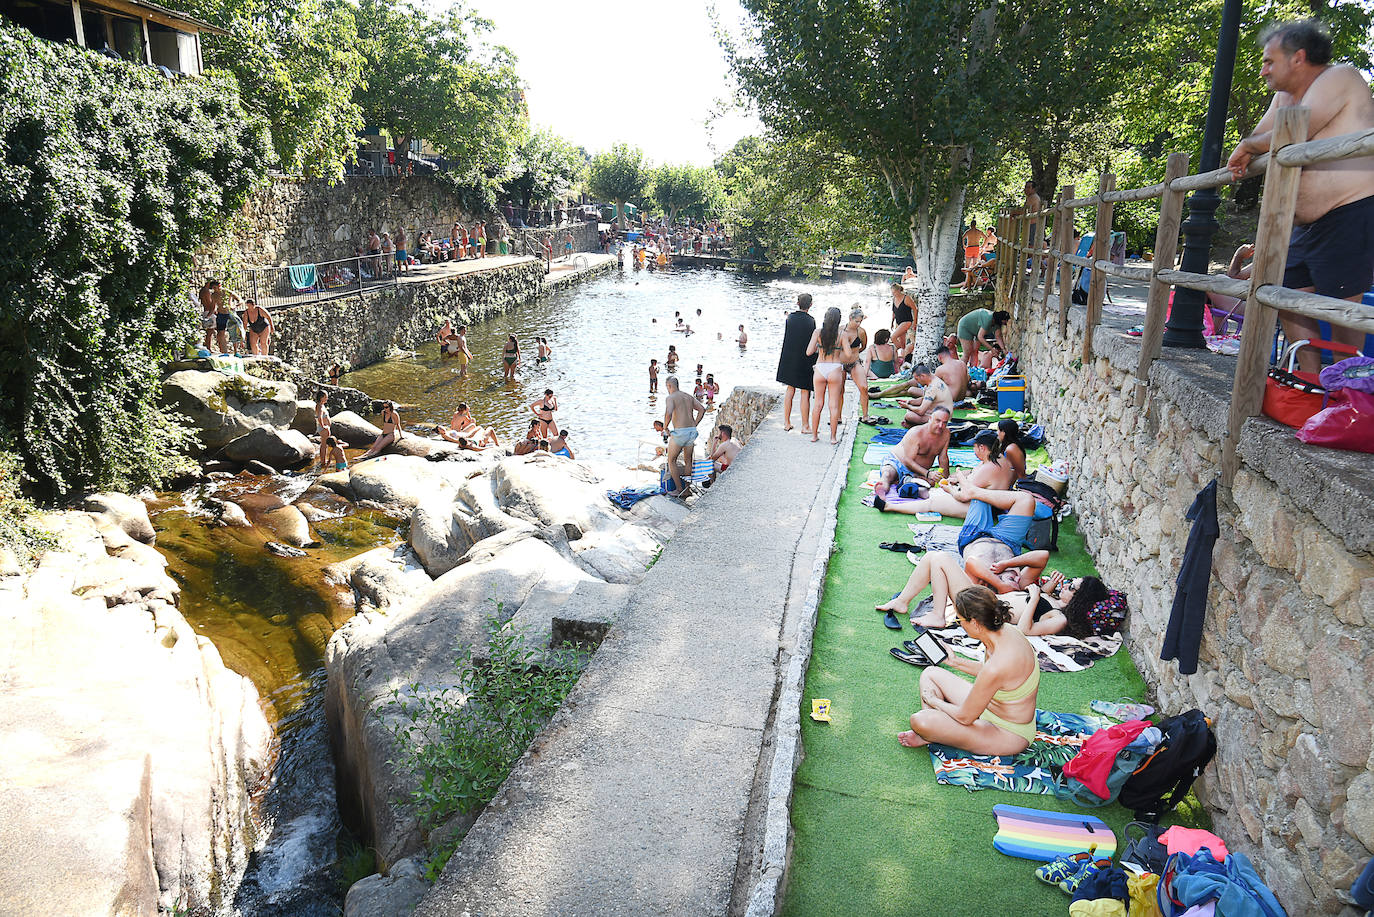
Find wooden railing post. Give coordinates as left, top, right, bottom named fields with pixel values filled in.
left=1082, top=172, right=1116, bottom=363
left=1057, top=185, right=1075, bottom=338
left=1043, top=187, right=1068, bottom=313
left=1222, top=107, right=1309, bottom=485
left=1013, top=213, right=1027, bottom=309
left=1134, top=152, right=1191, bottom=406
left=997, top=214, right=1011, bottom=311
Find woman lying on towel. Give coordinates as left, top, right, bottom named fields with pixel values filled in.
left=898, top=587, right=1040, bottom=755
left=876, top=546, right=1115, bottom=641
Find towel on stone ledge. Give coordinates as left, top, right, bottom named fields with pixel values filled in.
left=928, top=710, right=1105, bottom=794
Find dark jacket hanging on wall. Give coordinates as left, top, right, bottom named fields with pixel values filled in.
left=1161, top=479, right=1219, bottom=675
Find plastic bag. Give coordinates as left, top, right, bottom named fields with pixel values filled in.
left=1296, top=388, right=1374, bottom=453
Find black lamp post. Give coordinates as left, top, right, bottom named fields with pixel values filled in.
left=1163, top=0, right=1244, bottom=348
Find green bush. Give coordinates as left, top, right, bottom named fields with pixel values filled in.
left=0, top=22, right=270, bottom=499
left=0, top=449, right=57, bottom=565
left=380, top=613, right=580, bottom=875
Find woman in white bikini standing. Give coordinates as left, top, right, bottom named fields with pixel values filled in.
left=805, top=306, right=847, bottom=445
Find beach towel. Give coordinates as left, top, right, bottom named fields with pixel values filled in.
left=946, top=447, right=978, bottom=467
left=606, top=486, right=661, bottom=510
left=869, top=428, right=907, bottom=445
left=930, top=619, right=1123, bottom=673
left=905, top=523, right=962, bottom=553
left=928, top=710, right=1105, bottom=795
left=862, top=444, right=894, bottom=466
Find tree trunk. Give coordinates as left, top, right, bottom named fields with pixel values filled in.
left=616, top=199, right=627, bottom=230
left=906, top=186, right=968, bottom=364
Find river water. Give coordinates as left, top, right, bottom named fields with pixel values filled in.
left=152, top=265, right=895, bottom=914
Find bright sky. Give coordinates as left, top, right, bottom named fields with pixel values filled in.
left=461, top=0, right=760, bottom=166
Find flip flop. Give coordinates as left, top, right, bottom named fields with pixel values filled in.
left=883, top=611, right=903, bottom=630
left=890, top=646, right=933, bottom=666
left=859, top=415, right=891, bottom=426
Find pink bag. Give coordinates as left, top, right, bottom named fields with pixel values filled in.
left=1296, top=388, right=1374, bottom=453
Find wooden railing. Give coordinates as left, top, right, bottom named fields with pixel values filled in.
left=994, top=106, right=1374, bottom=485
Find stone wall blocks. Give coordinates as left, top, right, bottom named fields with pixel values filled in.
left=1259, top=836, right=1315, bottom=914
left=1289, top=732, right=1336, bottom=812
left=1343, top=771, right=1374, bottom=854
left=1307, top=633, right=1374, bottom=767
left=1259, top=592, right=1314, bottom=678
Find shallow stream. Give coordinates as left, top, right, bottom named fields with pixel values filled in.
left=150, top=265, right=895, bottom=913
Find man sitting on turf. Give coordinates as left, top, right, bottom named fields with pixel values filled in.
left=898, top=364, right=955, bottom=427
left=873, top=406, right=951, bottom=506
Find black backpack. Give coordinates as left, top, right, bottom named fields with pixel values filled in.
left=1014, top=478, right=1064, bottom=551
left=1118, top=709, right=1216, bottom=821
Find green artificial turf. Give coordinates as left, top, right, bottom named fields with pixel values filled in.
left=781, top=401, right=1148, bottom=917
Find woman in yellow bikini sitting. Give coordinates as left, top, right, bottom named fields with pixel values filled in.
left=898, top=586, right=1040, bottom=755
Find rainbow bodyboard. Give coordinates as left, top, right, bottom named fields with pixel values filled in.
left=992, top=804, right=1116, bottom=862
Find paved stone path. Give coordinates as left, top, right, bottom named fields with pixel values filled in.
left=414, top=393, right=854, bottom=917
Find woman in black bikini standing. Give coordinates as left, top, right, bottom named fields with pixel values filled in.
left=502, top=334, right=521, bottom=382
left=530, top=388, right=558, bottom=438
left=890, top=282, right=915, bottom=361
left=360, top=402, right=402, bottom=459
left=243, top=299, right=273, bottom=356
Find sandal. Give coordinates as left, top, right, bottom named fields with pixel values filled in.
left=883, top=611, right=903, bottom=630
left=890, top=646, right=934, bottom=667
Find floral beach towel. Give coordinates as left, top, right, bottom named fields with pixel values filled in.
left=927, top=710, right=1104, bottom=794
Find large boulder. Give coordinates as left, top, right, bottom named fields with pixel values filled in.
left=409, top=478, right=532, bottom=578
left=489, top=454, right=623, bottom=537
left=292, top=399, right=317, bottom=434
left=82, top=492, right=156, bottom=544
left=325, top=534, right=597, bottom=866
left=161, top=370, right=298, bottom=451
left=324, top=544, right=433, bottom=614
left=0, top=511, right=271, bottom=915
left=344, top=871, right=428, bottom=917
left=569, top=523, right=663, bottom=584
left=260, top=505, right=318, bottom=548
left=348, top=455, right=471, bottom=509
left=328, top=411, right=383, bottom=447
left=221, top=427, right=314, bottom=467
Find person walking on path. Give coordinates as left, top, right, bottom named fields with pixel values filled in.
left=663, top=376, right=706, bottom=497
left=776, top=292, right=817, bottom=433
left=1226, top=18, right=1374, bottom=373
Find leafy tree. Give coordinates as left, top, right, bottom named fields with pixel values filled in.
left=502, top=128, right=586, bottom=215
left=0, top=23, right=269, bottom=499
left=586, top=144, right=649, bottom=228
left=353, top=0, right=524, bottom=183
left=649, top=163, right=723, bottom=225
left=729, top=1, right=1143, bottom=358
left=174, top=0, right=366, bottom=180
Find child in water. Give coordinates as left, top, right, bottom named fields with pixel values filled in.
left=704, top=373, right=719, bottom=407
left=648, top=358, right=659, bottom=393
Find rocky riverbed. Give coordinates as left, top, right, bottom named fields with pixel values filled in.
left=0, top=496, right=271, bottom=916
left=0, top=351, right=714, bottom=915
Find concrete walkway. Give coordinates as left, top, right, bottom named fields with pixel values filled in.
left=414, top=392, right=856, bottom=917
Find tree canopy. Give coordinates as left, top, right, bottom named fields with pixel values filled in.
left=729, top=0, right=1136, bottom=358
left=586, top=144, right=649, bottom=226
left=175, top=0, right=365, bottom=180
left=649, top=163, right=723, bottom=225
left=352, top=0, right=524, bottom=183
left=0, top=23, right=269, bottom=498
left=502, top=128, right=586, bottom=213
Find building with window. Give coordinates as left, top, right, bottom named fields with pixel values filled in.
left=1, top=0, right=220, bottom=76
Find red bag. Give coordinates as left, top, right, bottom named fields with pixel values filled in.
left=1263, top=339, right=1363, bottom=428
left=1296, top=388, right=1374, bottom=453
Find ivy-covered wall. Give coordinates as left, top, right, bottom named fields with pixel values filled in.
left=0, top=22, right=269, bottom=499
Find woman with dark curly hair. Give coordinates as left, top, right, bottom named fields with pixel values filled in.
left=898, top=586, right=1040, bottom=755
left=1000, top=573, right=1113, bottom=638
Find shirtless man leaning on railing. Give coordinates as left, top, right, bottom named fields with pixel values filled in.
left=1227, top=18, right=1374, bottom=373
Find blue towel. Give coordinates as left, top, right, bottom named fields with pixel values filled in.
left=870, top=428, right=907, bottom=445
left=606, top=486, right=659, bottom=509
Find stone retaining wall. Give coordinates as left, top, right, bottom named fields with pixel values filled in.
left=1012, top=301, right=1374, bottom=915
left=713, top=385, right=782, bottom=446
left=271, top=260, right=546, bottom=378
left=195, top=176, right=603, bottom=283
